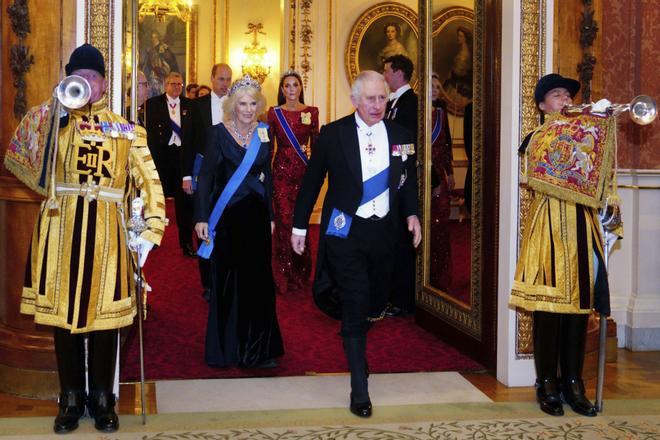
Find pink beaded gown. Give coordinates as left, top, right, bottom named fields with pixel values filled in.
left=267, top=106, right=319, bottom=293
left=430, top=106, right=454, bottom=292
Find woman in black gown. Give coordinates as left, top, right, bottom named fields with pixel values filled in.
left=194, top=76, right=284, bottom=368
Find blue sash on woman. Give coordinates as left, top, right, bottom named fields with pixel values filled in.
left=273, top=107, right=308, bottom=165
left=197, top=122, right=267, bottom=259
left=431, top=108, right=443, bottom=144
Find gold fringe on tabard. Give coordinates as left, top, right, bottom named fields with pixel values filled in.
left=509, top=195, right=605, bottom=314
left=3, top=100, right=58, bottom=198
left=525, top=114, right=616, bottom=209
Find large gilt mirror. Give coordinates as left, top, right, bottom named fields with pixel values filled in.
left=417, top=0, right=500, bottom=367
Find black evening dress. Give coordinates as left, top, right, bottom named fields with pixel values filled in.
left=194, top=123, right=284, bottom=368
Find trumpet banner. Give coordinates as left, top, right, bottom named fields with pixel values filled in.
left=3, top=101, right=55, bottom=197
left=526, top=112, right=616, bottom=208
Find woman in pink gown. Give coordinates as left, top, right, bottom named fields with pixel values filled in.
left=267, top=71, right=319, bottom=293
left=429, top=73, right=455, bottom=292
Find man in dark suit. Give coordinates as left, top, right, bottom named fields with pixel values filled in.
left=291, top=71, right=421, bottom=418
left=382, top=54, right=418, bottom=316
left=126, top=71, right=149, bottom=127
left=186, top=63, right=232, bottom=186
left=186, top=63, right=232, bottom=298
left=145, top=71, right=196, bottom=256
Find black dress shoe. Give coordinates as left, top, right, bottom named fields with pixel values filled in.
left=53, top=391, right=86, bottom=434
left=535, top=378, right=564, bottom=416
left=183, top=244, right=197, bottom=257
left=88, top=391, right=119, bottom=432
left=384, top=304, right=403, bottom=317
left=350, top=394, right=372, bottom=418
left=560, top=378, right=597, bottom=417
left=253, top=358, right=278, bottom=369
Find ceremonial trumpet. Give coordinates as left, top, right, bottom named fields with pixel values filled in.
left=564, top=95, right=657, bottom=125
left=56, top=75, right=91, bottom=109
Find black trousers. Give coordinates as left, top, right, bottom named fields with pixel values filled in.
left=325, top=215, right=395, bottom=337
left=53, top=327, right=118, bottom=395
left=154, top=144, right=193, bottom=249
left=533, top=311, right=589, bottom=381
left=389, top=221, right=416, bottom=311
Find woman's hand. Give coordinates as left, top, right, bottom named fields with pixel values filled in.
left=271, top=221, right=275, bottom=234
left=195, top=222, right=209, bottom=241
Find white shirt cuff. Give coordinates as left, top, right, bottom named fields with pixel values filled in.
left=292, top=227, right=307, bottom=237
left=182, top=176, right=192, bottom=181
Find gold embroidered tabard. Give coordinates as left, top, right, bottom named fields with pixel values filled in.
left=9, top=97, right=166, bottom=333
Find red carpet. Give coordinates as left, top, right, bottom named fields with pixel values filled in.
left=120, top=201, right=483, bottom=381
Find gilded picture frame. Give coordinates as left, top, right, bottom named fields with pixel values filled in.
left=345, top=3, right=419, bottom=86
left=432, top=6, right=475, bottom=117
left=138, top=7, right=197, bottom=98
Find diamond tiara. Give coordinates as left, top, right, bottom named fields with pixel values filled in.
left=281, top=69, right=299, bottom=78
left=228, top=75, right=261, bottom=96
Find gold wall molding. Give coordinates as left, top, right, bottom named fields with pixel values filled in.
left=288, top=0, right=314, bottom=87
left=326, top=0, right=333, bottom=122
left=188, top=6, right=198, bottom=83
left=516, top=0, right=547, bottom=357
left=288, top=0, right=296, bottom=68
left=85, top=0, right=113, bottom=103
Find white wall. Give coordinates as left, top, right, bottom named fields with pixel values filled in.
left=608, top=171, right=660, bottom=350
left=496, top=0, right=536, bottom=387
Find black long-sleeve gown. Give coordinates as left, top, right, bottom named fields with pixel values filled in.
left=194, top=123, right=284, bottom=368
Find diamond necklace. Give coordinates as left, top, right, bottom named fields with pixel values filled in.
left=230, top=120, right=257, bottom=147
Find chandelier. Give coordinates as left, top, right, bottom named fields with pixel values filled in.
left=242, top=23, right=271, bottom=84
left=138, top=0, right=192, bottom=23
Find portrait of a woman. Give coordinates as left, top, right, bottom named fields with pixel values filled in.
left=443, top=26, right=473, bottom=103
left=379, top=22, right=409, bottom=64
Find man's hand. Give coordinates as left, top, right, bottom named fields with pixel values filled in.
left=407, top=215, right=422, bottom=248
left=195, top=222, right=209, bottom=241
left=182, top=179, right=193, bottom=195
left=271, top=221, right=275, bottom=234
left=291, top=233, right=305, bottom=255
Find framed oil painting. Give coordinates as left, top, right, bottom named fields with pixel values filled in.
left=345, top=3, right=419, bottom=86
left=432, top=6, right=474, bottom=116
left=138, top=9, right=197, bottom=98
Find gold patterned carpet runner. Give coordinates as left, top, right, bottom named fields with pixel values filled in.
left=1, top=400, right=659, bottom=439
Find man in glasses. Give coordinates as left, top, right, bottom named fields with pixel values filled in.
left=145, top=71, right=197, bottom=257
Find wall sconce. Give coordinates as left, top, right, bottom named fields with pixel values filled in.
left=138, top=0, right=192, bottom=23
left=242, top=23, right=271, bottom=84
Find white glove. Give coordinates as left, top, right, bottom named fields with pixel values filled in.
left=591, top=98, right=612, bottom=114
left=129, top=235, right=154, bottom=268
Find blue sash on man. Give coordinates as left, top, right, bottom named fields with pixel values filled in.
left=326, top=166, right=389, bottom=238
left=273, top=107, right=308, bottom=165
left=197, top=122, right=267, bottom=259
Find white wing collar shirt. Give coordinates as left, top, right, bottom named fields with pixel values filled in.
left=211, top=91, right=226, bottom=125
left=388, top=83, right=411, bottom=109
left=354, top=112, right=390, bottom=219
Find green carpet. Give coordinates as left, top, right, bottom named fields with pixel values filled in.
left=1, top=400, right=659, bottom=439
